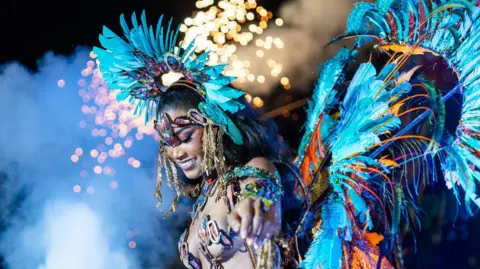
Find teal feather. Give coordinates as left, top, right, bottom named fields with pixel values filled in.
left=139, top=28, right=155, bottom=57
left=205, top=86, right=244, bottom=112
left=329, top=62, right=412, bottom=162
left=165, top=18, right=173, bottom=51
left=171, top=24, right=180, bottom=54
left=156, top=16, right=165, bottom=54
left=300, top=199, right=347, bottom=269
left=131, top=12, right=139, bottom=31
left=99, top=27, right=132, bottom=53
left=149, top=26, right=159, bottom=57
left=377, top=63, right=396, bottom=81
left=377, top=0, right=395, bottom=12
left=210, top=76, right=236, bottom=86
left=189, top=51, right=210, bottom=68
left=347, top=188, right=372, bottom=229
left=170, top=25, right=179, bottom=54
left=346, top=3, right=381, bottom=33
left=296, top=48, right=351, bottom=165
left=181, top=41, right=199, bottom=63
left=204, top=64, right=229, bottom=77
left=120, top=14, right=130, bottom=36
left=399, top=1, right=410, bottom=40
left=140, top=10, right=150, bottom=41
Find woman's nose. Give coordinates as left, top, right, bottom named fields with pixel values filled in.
left=171, top=145, right=185, bottom=160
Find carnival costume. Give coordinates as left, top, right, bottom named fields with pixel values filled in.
left=94, top=0, right=480, bottom=268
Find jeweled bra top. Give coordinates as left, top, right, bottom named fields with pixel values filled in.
left=177, top=166, right=282, bottom=269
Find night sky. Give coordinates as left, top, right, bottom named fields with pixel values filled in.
left=1, top=0, right=186, bottom=69
left=0, top=0, right=284, bottom=70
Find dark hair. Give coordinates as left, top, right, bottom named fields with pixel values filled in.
left=157, top=84, right=292, bottom=166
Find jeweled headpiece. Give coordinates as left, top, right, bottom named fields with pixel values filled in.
left=93, top=11, right=245, bottom=145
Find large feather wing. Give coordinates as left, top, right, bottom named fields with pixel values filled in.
left=296, top=1, right=480, bottom=268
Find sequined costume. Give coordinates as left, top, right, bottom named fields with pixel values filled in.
left=177, top=167, right=284, bottom=269
left=94, top=0, right=480, bottom=268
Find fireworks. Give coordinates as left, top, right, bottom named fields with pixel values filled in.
left=180, top=0, right=291, bottom=105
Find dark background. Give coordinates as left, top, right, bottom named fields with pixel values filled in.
left=0, top=0, right=284, bottom=71
left=1, top=0, right=480, bottom=268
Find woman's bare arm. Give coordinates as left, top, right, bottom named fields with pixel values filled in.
left=227, top=157, right=282, bottom=249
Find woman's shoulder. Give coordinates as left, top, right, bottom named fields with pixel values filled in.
left=224, top=157, right=277, bottom=182
left=244, top=157, right=276, bottom=174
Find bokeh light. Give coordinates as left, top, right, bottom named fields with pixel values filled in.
left=86, top=186, right=95, bottom=194
left=73, top=185, right=82, bottom=193
left=110, top=181, right=118, bottom=189
left=93, top=166, right=102, bottom=174
left=57, top=79, right=66, bottom=88
left=179, top=0, right=288, bottom=92
left=71, top=155, right=79, bottom=163
left=75, top=148, right=83, bottom=156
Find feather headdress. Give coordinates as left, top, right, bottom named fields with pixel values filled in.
left=93, top=11, right=245, bottom=144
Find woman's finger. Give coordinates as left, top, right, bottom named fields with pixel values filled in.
left=252, top=199, right=264, bottom=235
left=255, top=220, right=272, bottom=249
left=239, top=201, right=253, bottom=239
left=252, top=200, right=264, bottom=238
left=227, top=210, right=242, bottom=233
left=249, top=199, right=264, bottom=245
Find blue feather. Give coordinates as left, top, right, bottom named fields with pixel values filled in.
left=300, top=199, right=347, bottom=269
left=120, top=14, right=130, bottom=36
left=156, top=15, right=165, bottom=54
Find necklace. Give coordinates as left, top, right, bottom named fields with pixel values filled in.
left=191, top=177, right=217, bottom=222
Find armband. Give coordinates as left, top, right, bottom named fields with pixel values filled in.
left=225, top=166, right=282, bottom=211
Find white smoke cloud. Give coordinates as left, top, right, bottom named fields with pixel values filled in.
left=0, top=48, right=187, bottom=268
left=38, top=202, right=130, bottom=269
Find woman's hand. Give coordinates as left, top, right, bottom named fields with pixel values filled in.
left=227, top=198, right=281, bottom=249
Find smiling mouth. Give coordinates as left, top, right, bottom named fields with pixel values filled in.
left=177, top=157, right=197, bottom=171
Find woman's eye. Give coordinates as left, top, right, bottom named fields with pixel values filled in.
left=179, top=133, right=193, bottom=143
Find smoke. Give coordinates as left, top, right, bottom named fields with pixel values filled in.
left=0, top=48, right=186, bottom=268
left=38, top=202, right=130, bottom=269
left=234, top=0, right=357, bottom=95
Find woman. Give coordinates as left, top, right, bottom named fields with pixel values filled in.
left=94, top=12, right=305, bottom=269
left=157, top=84, right=305, bottom=268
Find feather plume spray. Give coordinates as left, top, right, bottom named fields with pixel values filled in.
left=340, top=0, right=480, bottom=210
left=296, top=48, right=353, bottom=187
left=94, top=11, right=247, bottom=145
left=297, top=1, right=480, bottom=267
left=299, top=60, right=409, bottom=269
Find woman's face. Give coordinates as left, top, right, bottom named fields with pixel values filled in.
left=161, top=109, right=205, bottom=180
